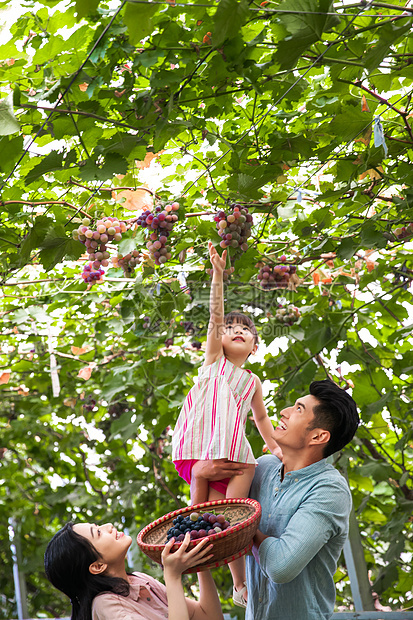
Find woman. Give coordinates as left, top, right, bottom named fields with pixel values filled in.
left=44, top=521, right=224, bottom=620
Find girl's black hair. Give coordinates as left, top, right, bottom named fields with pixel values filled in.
left=224, top=311, right=259, bottom=345
left=44, top=522, right=130, bottom=620
left=308, top=380, right=360, bottom=458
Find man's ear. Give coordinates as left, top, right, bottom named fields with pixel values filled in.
left=89, top=561, right=107, bottom=576
left=309, top=428, right=330, bottom=447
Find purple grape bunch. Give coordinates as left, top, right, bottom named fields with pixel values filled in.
left=213, top=204, right=254, bottom=252
left=136, top=201, right=180, bottom=266
left=112, top=250, right=141, bottom=277
left=81, top=262, right=105, bottom=284
left=166, top=511, right=231, bottom=542
left=257, top=264, right=297, bottom=290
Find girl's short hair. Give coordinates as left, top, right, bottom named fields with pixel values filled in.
left=224, top=312, right=259, bottom=345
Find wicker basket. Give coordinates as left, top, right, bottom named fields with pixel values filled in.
left=136, top=498, right=261, bottom=573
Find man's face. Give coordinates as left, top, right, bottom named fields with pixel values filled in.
left=274, top=394, right=320, bottom=451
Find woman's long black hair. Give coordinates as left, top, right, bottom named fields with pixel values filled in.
left=44, top=522, right=130, bottom=620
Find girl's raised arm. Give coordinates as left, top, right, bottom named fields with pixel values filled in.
left=251, top=377, right=282, bottom=458
left=204, top=241, right=227, bottom=366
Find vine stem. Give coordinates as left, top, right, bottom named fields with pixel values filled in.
left=19, top=104, right=145, bottom=132
left=0, top=200, right=90, bottom=217
left=68, top=178, right=158, bottom=196
left=344, top=79, right=413, bottom=143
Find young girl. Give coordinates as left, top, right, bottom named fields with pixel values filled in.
left=44, top=521, right=223, bottom=620
left=172, top=241, right=280, bottom=608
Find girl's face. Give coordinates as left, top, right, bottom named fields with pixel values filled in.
left=222, top=320, right=257, bottom=359
left=73, top=523, right=132, bottom=568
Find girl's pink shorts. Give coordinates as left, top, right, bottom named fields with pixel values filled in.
left=173, top=459, right=230, bottom=496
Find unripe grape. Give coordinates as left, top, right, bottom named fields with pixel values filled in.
left=100, top=234, right=108, bottom=244
left=97, top=225, right=106, bottom=234
left=85, top=229, right=93, bottom=238
left=114, top=233, right=122, bottom=241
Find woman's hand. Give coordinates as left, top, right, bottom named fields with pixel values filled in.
left=208, top=241, right=227, bottom=276
left=162, top=533, right=213, bottom=579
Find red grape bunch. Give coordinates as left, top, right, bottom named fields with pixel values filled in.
left=81, top=262, right=105, bottom=284
left=257, top=264, right=297, bottom=289
left=73, top=216, right=128, bottom=283
left=275, top=303, right=301, bottom=325
left=136, top=201, right=180, bottom=266
left=112, top=250, right=141, bottom=277
left=394, top=223, right=413, bottom=240
left=166, top=511, right=231, bottom=543
left=213, top=204, right=254, bottom=252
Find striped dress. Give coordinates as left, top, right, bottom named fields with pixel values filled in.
left=172, top=356, right=257, bottom=465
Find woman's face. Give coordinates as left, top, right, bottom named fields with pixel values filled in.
left=73, top=523, right=132, bottom=568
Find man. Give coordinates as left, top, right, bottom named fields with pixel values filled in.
left=192, top=379, right=359, bottom=620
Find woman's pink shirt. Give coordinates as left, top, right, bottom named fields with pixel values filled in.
left=92, top=572, right=170, bottom=620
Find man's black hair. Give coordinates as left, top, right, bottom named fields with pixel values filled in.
left=308, top=380, right=360, bottom=458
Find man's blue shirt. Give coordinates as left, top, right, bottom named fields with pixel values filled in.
left=246, top=455, right=352, bottom=620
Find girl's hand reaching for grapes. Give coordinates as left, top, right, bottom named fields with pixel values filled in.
left=208, top=241, right=227, bottom=276
left=161, top=532, right=213, bottom=579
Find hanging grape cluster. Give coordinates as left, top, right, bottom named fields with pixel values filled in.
left=213, top=204, right=253, bottom=252
left=81, top=262, right=105, bottom=284
left=275, top=303, right=301, bottom=325
left=394, top=223, right=413, bottom=240
left=112, top=251, right=141, bottom=277
left=73, top=216, right=127, bottom=282
left=257, top=264, right=297, bottom=289
left=136, top=201, right=180, bottom=265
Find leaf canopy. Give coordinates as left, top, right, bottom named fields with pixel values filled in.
left=0, top=0, right=412, bottom=616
